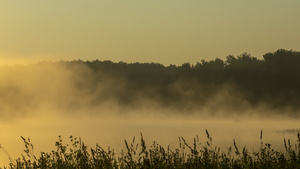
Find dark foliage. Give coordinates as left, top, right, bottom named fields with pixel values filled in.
left=62, top=49, right=300, bottom=112
left=3, top=49, right=300, bottom=114
left=3, top=131, right=300, bottom=169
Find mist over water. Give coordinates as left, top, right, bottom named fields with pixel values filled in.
left=0, top=60, right=299, bottom=166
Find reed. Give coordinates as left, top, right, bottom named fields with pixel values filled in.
left=1, top=130, right=300, bottom=169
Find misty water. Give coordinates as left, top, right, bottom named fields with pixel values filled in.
left=0, top=110, right=299, bottom=166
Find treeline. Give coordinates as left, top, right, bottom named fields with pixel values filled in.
left=5, top=49, right=299, bottom=114
left=60, top=49, right=299, bottom=112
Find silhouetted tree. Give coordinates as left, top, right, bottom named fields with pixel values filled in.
left=4, top=48, right=300, bottom=113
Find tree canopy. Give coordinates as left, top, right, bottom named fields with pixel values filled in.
left=2, top=49, right=300, bottom=115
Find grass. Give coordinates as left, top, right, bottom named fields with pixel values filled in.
left=1, top=130, right=300, bottom=169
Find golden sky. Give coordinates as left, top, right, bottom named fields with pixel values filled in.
left=0, top=0, right=299, bottom=65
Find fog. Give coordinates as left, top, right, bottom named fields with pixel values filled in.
left=0, top=61, right=299, bottom=166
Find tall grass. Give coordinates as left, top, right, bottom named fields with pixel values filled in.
left=1, top=130, right=300, bottom=169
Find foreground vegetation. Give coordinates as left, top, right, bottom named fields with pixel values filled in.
left=2, top=130, right=300, bottom=169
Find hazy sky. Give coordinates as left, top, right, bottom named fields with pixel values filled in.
left=1, top=0, right=299, bottom=65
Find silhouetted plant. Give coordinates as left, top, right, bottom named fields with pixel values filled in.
left=2, top=130, right=300, bottom=169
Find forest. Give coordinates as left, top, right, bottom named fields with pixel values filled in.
left=69, top=49, right=300, bottom=113
left=1, top=49, right=300, bottom=117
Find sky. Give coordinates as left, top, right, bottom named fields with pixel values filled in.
left=0, top=0, right=300, bottom=65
